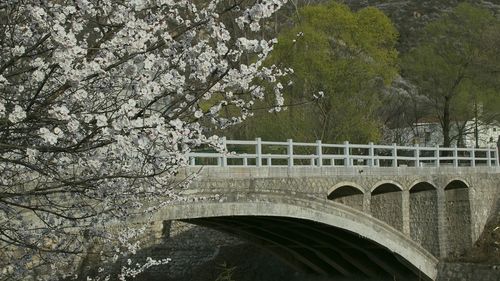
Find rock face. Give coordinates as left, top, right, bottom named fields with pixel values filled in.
left=340, top=0, right=500, bottom=51
left=436, top=262, right=500, bottom=281
left=460, top=197, right=500, bottom=264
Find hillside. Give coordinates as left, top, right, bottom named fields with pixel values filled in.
left=342, top=0, right=499, bottom=51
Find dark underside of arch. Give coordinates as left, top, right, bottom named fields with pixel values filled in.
left=445, top=180, right=468, bottom=190
left=372, top=183, right=401, bottom=195
left=181, top=216, right=430, bottom=281
left=410, top=182, right=436, bottom=193
left=328, top=186, right=363, bottom=200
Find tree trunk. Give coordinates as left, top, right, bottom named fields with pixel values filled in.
left=474, top=99, right=479, bottom=148
left=443, top=96, right=451, bottom=147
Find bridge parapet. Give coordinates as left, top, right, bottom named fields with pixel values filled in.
left=187, top=139, right=500, bottom=168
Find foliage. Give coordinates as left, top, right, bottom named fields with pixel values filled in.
left=0, top=0, right=288, bottom=280
left=402, top=3, right=500, bottom=147
left=232, top=1, right=399, bottom=143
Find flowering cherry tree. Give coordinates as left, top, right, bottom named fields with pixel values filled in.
left=0, top=0, right=288, bottom=280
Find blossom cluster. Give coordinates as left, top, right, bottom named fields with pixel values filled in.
left=0, top=0, right=287, bottom=280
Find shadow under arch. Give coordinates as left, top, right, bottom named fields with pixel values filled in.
left=444, top=179, right=472, bottom=257
left=327, top=182, right=364, bottom=211
left=156, top=198, right=437, bottom=280
left=409, top=181, right=440, bottom=256
left=444, top=179, right=469, bottom=190
left=370, top=180, right=404, bottom=194
left=371, top=181, right=403, bottom=231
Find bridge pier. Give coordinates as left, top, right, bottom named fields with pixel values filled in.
left=402, top=190, right=410, bottom=236
left=436, top=188, right=447, bottom=258
left=362, top=192, right=371, bottom=213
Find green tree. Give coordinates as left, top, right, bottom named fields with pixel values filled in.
left=232, top=2, right=399, bottom=144
left=402, top=3, right=500, bottom=147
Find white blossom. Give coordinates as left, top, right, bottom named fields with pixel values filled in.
left=194, top=110, right=203, bottom=118
left=39, top=128, right=59, bottom=145
left=0, top=1, right=288, bottom=280
left=8, top=105, right=26, bottom=123
left=49, top=105, right=71, bottom=121
left=67, top=119, right=80, bottom=133
left=26, top=148, right=38, bottom=162
left=11, top=45, right=25, bottom=56
left=0, top=102, right=5, bottom=117
left=96, top=114, right=108, bottom=127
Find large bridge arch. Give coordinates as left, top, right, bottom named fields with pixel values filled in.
left=154, top=197, right=438, bottom=280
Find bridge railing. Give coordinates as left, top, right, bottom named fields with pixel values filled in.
left=187, top=138, right=500, bottom=168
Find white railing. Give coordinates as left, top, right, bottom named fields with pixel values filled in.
left=187, top=138, right=500, bottom=168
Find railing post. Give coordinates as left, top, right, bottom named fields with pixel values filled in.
left=287, top=139, right=294, bottom=168
left=453, top=145, right=458, bottom=167
left=471, top=147, right=476, bottom=167
left=255, top=137, right=262, bottom=167
left=487, top=147, right=492, bottom=167
left=316, top=140, right=323, bottom=167
left=221, top=137, right=227, bottom=167
left=344, top=141, right=350, bottom=167
left=415, top=144, right=420, bottom=167
left=243, top=154, right=248, bottom=167
left=392, top=143, right=398, bottom=167
left=435, top=145, right=440, bottom=167
left=368, top=142, right=374, bottom=167
left=496, top=146, right=500, bottom=167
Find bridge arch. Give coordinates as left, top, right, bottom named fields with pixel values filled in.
left=157, top=198, right=437, bottom=280
left=370, top=180, right=404, bottom=193
left=409, top=180, right=438, bottom=192
left=409, top=181, right=439, bottom=255
left=444, top=178, right=470, bottom=190
left=327, top=182, right=364, bottom=211
left=444, top=179, right=472, bottom=256
left=370, top=181, right=404, bottom=231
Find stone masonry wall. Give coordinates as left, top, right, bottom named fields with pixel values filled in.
left=333, top=194, right=363, bottom=211
left=445, top=188, right=472, bottom=257
left=371, top=191, right=403, bottom=231
left=436, top=262, right=500, bottom=281
left=410, top=190, right=439, bottom=256
left=468, top=175, right=500, bottom=244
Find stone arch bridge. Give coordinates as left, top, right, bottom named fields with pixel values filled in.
left=153, top=165, right=500, bottom=281
left=149, top=140, right=500, bottom=280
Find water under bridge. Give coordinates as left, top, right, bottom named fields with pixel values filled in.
left=152, top=139, right=500, bottom=280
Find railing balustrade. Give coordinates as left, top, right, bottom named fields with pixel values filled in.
left=187, top=138, right=500, bottom=168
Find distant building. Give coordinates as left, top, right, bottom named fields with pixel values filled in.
left=463, top=119, right=500, bottom=148
left=385, top=118, right=500, bottom=148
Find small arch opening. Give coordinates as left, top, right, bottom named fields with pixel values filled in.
left=409, top=182, right=439, bottom=255
left=328, top=186, right=363, bottom=200
left=328, top=186, right=364, bottom=211
left=444, top=179, right=472, bottom=256
left=371, top=183, right=403, bottom=231
left=445, top=180, right=468, bottom=190
left=410, top=182, right=436, bottom=193
left=372, top=183, right=402, bottom=195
